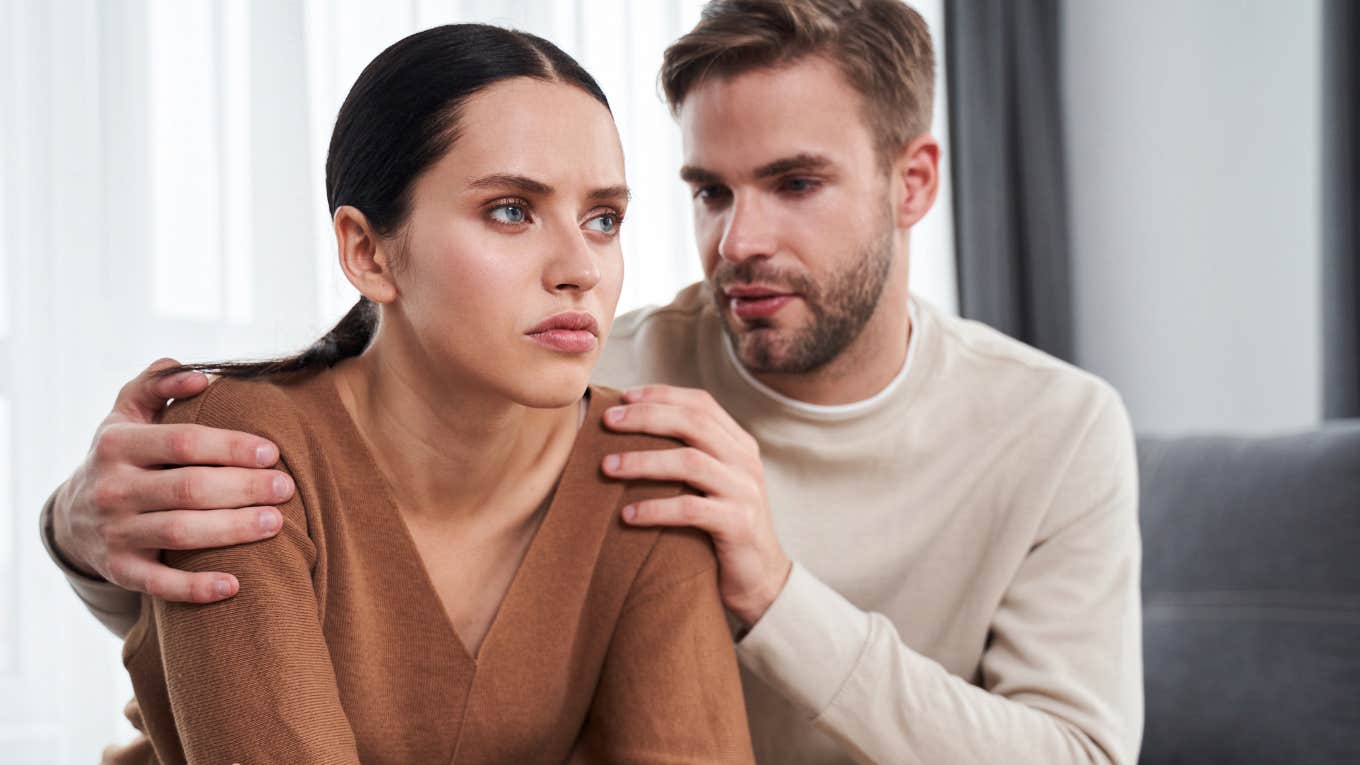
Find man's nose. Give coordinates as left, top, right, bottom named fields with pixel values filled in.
left=717, top=195, right=777, bottom=264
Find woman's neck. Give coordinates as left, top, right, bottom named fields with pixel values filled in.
left=330, top=341, right=582, bottom=522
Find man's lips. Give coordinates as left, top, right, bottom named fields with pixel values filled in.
left=723, top=286, right=800, bottom=321
left=525, top=311, right=599, bottom=353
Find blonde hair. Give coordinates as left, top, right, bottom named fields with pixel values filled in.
left=661, top=0, right=935, bottom=164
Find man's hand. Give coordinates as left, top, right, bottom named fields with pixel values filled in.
left=601, top=385, right=792, bottom=628
left=50, top=358, right=294, bottom=603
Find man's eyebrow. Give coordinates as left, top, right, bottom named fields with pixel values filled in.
left=754, top=153, right=834, bottom=179
left=588, top=185, right=632, bottom=204
left=680, top=154, right=835, bottom=185
left=467, top=173, right=553, bottom=195
left=679, top=165, right=723, bottom=185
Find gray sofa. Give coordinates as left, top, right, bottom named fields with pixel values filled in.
left=1137, top=423, right=1360, bottom=764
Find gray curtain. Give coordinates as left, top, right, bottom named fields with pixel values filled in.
left=1324, top=0, right=1360, bottom=418
left=944, top=0, right=1072, bottom=361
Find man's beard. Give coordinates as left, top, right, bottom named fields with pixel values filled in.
left=710, top=215, right=895, bottom=375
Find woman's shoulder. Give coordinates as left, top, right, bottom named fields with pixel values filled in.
left=583, top=385, right=684, bottom=456
left=579, top=385, right=694, bottom=509
left=581, top=386, right=719, bottom=593
left=157, top=371, right=336, bottom=453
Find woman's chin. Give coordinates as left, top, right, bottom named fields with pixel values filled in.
left=506, top=367, right=593, bottom=411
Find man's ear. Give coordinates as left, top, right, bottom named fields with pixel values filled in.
left=892, top=134, right=941, bottom=230
left=333, top=206, right=399, bottom=304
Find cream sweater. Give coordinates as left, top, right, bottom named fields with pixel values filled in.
left=592, top=284, right=1143, bottom=765
left=45, top=282, right=1142, bottom=765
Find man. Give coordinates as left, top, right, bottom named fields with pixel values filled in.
left=42, top=1, right=1142, bottom=763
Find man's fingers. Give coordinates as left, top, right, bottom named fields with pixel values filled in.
left=151, top=367, right=212, bottom=401
left=603, top=402, right=739, bottom=458
left=112, top=556, right=239, bottom=604
left=125, top=465, right=294, bottom=512
left=621, top=385, right=753, bottom=447
left=116, top=506, right=283, bottom=551
left=602, top=447, right=738, bottom=497
left=112, top=358, right=207, bottom=423
left=620, top=494, right=722, bottom=533
left=100, top=422, right=280, bottom=470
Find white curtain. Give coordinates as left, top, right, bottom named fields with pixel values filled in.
left=0, top=1, right=953, bottom=760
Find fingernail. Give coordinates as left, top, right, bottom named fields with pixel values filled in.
left=273, top=474, right=292, bottom=499
left=156, top=371, right=192, bottom=393
left=623, top=388, right=643, bottom=402
left=603, top=454, right=621, bottom=472
left=622, top=504, right=637, bottom=522
left=605, top=407, right=625, bottom=423
left=258, top=509, right=281, bottom=534
left=214, top=579, right=233, bottom=598
left=255, top=444, right=276, bottom=466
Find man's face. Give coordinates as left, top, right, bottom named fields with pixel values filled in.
left=678, top=57, right=899, bottom=374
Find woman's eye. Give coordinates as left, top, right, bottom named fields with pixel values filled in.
left=489, top=204, right=529, bottom=224
left=585, top=213, right=619, bottom=235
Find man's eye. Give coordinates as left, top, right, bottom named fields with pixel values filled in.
left=782, top=177, right=817, bottom=193
left=696, top=186, right=729, bottom=202
left=489, top=204, right=529, bottom=224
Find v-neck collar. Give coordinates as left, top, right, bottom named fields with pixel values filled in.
left=308, top=372, right=605, bottom=667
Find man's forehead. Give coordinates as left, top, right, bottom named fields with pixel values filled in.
left=679, top=114, right=868, bottom=182
left=677, top=60, right=873, bottom=175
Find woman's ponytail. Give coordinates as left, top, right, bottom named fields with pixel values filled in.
left=157, top=297, right=377, bottom=381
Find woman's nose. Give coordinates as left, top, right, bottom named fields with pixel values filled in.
left=544, top=223, right=601, bottom=293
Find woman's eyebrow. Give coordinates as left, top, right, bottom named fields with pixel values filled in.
left=467, top=175, right=628, bottom=205
left=468, top=173, right=553, bottom=195
left=588, top=185, right=631, bottom=204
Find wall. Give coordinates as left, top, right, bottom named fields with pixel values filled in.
left=1063, top=0, right=1323, bottom=434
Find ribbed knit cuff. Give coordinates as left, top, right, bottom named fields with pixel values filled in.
left=40, top=489, right=142, bottom=637
left=734, top=562, right=871, bottom=719
left=40, top=489, right=95, bottom=579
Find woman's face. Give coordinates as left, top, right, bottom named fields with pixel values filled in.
left=378, top=77, right=627, bottom=409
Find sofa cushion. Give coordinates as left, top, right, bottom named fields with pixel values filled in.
left=1137, top=422, right=1360, bottom=764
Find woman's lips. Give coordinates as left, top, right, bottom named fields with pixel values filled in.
left=527, top=329, right=597, bottom=353
left=525, top=311, right=599, bottom=354
left=729, top=293, right=799, bottom=321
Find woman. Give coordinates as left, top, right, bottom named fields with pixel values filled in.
left=107, top=24, right=754, bottom=765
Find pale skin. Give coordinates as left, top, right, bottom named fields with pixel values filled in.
left=59, top=75, right=630, bottom=658
left=323, top=76, right=628, bottom=656
left=51, top=56, right=938, bottom=631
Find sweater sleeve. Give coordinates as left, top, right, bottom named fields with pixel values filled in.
left=39, top=489, right=142, bottom=638
left=571, top=527, right=757, bottom=764
left=122, top=388, right=363, bottom=764
left=735, top=392, right=1144, bottom=765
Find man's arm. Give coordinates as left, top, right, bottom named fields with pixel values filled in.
left=603, top=385, right=1143, bottom=765
left=129, top=386, right=361, bottom=762
left=41, top=358, right=294, bottom=637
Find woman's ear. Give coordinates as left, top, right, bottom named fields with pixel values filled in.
left=892, top=134, right=941, bottom=230
left=333, top=206, right=399, bottom=304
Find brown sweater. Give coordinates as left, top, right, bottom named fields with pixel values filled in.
left=105, top=371, right=754, bottom=764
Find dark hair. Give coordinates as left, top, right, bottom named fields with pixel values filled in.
left=162, top=24, right=610, bottom=381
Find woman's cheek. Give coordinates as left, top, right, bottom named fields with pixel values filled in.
left=603, top=250, right=625, bottom=303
